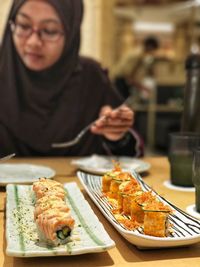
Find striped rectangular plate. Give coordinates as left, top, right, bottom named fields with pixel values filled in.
left=78, top=170, right=200, bottom=249
left=6, top=182, right=115, bottom=257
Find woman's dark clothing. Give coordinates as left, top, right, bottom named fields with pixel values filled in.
left=0, top=0, right=143, bottom=157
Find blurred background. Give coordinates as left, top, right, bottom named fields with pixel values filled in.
left=1, top=0, right=200, bottom=155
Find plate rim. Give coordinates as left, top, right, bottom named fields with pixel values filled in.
left=0, top=163, right=56, bottom=186
left=72, top=155, right=151, bottom=174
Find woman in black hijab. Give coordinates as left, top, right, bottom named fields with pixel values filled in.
left=0, top=0, right=143, bottom=157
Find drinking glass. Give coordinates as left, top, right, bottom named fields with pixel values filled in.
left=192, top=148, right=200, bottom=212
left=168, top=132, right=200, bottom=187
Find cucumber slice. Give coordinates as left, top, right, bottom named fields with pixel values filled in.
left=57, top=226, right=71, bottom=240
left=57, top=230, right=65, bottom=240
left=62, top=226, right=71, bottom=236
left=143, top=209, right=171, bottom=213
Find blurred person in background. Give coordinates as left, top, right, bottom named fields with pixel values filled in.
left=0, top=0, right=143, bottom=157
left=111, top=36, right=160, bottom=102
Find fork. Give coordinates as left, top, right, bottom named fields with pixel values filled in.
left=51, top=117, right=107, bottom=148
left=0, top=153, right=16, bottom=162
left=51, top=97, right=133, bottom=148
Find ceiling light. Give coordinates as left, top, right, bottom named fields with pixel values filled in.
left=133, top=21, right=175, bottom=33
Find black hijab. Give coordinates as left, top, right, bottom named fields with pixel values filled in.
left=0, top=0, right=85, bottom=153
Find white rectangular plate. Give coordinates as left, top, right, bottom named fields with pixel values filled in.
left=6, top=182, right=115, bottom=257
left=78, top=171, right=200, bottom=249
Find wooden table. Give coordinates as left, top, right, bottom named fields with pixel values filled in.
left=1, top=156, right=200, bottom=267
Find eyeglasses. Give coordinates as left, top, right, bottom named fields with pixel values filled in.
left=9, top=20, right=64, bottom=42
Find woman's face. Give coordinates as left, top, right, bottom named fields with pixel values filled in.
left=12, top=0, right=65, bottom=71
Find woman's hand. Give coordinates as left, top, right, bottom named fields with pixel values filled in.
left=91, top=105, right=134, bottom=141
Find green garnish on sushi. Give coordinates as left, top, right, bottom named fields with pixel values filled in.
left=57, top=226, right=71, bottom=240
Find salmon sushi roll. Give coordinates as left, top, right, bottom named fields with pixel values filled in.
left=36, top=209, right=75, bottom=245
left=33, top=178, right=75, bottom=246
left=34, top=195, right=69, bottom=219
left=33, top=177, right=65, bottom=200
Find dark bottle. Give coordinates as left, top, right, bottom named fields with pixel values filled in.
left=181, top=53, right=200, bottom=132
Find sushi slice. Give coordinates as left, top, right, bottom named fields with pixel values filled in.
left=34, top=195, right=69, bottom=219
left=130, top=192, right=145, bottom=223
left=33, top=177, right=65, bottom=200
left=143, top=201, right=172, bottom=237
left=102, top=167, right=121, bottom=193
left=118, top=179, right=141, bottom=214
left=109, top=172, right=137, bottom=199
left=130, top=191, right=156, bottom=223
left=36, top=209, right=75, bottom=245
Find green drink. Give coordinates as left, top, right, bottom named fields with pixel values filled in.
left=195, top=186, right=200, bottom=212
left=169, top=133, right=200, bottom=187
left=192, top=149, right=200, bottom=211
left=169, top=153, right=193, bottom=187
